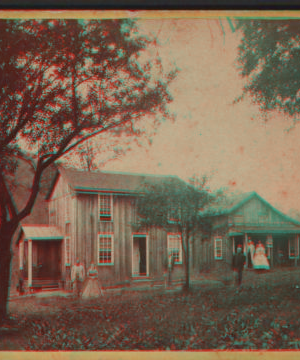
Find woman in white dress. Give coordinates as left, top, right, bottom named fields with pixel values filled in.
left=253, top=241, right=270, bottom=270
left=82, top=262, right=103, bottom=299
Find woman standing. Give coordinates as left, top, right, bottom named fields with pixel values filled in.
left=82, top=262, right=103, bottom=299
left=253, top=241, right=270, bottom=270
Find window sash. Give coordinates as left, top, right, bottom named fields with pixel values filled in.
left=99, top=195, right=113, bottom=221
left=214, top=237, right=222, bottom=260
left=98, top=234, right=114, bottom=265
left=167, top=234, right=182, bottom=264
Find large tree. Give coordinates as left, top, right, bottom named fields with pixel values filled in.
left=0, top=19, right=177, bottom=323
left=236, top=19, right=300, bottom=117
left=136, top=176, right=221, bottom=291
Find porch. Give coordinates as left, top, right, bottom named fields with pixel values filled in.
left=230, top=230, right=300, bottom=268
left=18, top=225, right=64, bottom=291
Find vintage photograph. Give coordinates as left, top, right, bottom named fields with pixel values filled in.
left=1, top=11, right=300, bottom=352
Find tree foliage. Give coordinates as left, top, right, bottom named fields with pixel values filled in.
left=136, top=175, right=222, bottom=290
left=236, top=20, right=300, bottom=116
left=0, top=18, right=177, bottom=323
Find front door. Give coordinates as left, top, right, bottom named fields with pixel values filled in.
left=37, top=241, right=62, bottom=279
left=132, top=235, right=148, bottom=277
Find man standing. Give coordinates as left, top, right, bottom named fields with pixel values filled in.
left=167, top=253, right=175, bottom=288
left=71, top=258, right=85, bottom=297
left=232, top=245, right=246, bottom=287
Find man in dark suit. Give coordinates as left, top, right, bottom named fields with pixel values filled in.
left=232, top=245, right=246, bottom=287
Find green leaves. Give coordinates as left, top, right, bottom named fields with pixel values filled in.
left=236, top=20, right=300, bottom=117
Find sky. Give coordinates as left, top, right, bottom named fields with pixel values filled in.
left=98, top=18, right=300, bottom=214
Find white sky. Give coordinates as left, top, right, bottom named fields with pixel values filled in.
left=97, top=18, right=300, bottom=214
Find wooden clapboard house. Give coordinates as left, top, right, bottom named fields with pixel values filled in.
left=198, top=192, right=300, bottom=273
left=16, top=167, right=190, bottom=290
left=15, top=165, right=300, bottom=292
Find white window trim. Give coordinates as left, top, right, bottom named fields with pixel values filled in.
left=214, top=237, right=223, bottom=260
left=167, top=233, right=183, bottom=264
left=98, top=233, right=114, bottom=266
left=65, top=236, right=71, bottom=266
left=289, top=235, right=299, bottom=259
left=98, top=194, right=114, bottom=222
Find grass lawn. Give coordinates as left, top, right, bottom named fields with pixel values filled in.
left=1, top=268, right=300, bottom=350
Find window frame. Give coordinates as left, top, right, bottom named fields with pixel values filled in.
left=98, top=233, right=114, bottom=266
left=214, top=237, right=223, bottom=260
left=99, top=194, right=113, bottom=222
left=167, top=233, right=183, bottom=264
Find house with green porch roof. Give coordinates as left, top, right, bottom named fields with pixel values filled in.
left=202, top=191, right=300, bottom=271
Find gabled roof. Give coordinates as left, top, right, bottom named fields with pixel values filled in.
left=17, top=225, right=63, bottom=243
left=46, top=166, right=187, bottom=199
left=207, top=191, right=300, bottom=226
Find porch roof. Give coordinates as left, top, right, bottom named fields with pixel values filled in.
left=20, top=225, right=63, bottom=241
left=228, top=229, right=300, bottom=236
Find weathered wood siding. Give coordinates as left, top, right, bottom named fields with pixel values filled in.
left=48, top=174, right=74, bottom=278
left=230, top=197, right=298, bottom=228
left=72, top=193, right=186, bottom=285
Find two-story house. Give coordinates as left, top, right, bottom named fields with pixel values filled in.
left=16, top=167, right=192, bottom=290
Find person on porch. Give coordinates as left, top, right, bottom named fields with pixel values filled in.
left=253, top=241, right=270, bottom=271
left=247, top=239, right=255, bottom=269
left=232, top=245, right=246, bottom=287
left=82, top=262, right=103, bottom=299
left=71, top=258, right=85, bottom=297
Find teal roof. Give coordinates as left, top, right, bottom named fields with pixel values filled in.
left=206, top=191, right=300, bottom=227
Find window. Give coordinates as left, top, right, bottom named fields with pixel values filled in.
left=99, top=195, right=113, bottom=221
left=289, top=236, right=299, bottom=259
left=214, top=237, right=222, bottom=260
left=65, top=222, right=71, bottom=265
left=98, top=234, right=114, bottom=265
left=167, top=234, right=182, bottom=264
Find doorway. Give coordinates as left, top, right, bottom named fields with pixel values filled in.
left=132, top=235, right=148, bottom=277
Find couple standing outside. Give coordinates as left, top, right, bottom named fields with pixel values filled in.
left=71, top=259, right=103, bottom=298
left=232, top=240, right=270, bottom=287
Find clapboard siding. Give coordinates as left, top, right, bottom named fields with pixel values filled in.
left=48, top=174, right=198, bottom=286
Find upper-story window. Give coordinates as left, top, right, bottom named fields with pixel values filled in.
left=99, top=194, right=113, bottom=222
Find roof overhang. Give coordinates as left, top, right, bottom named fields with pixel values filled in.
left=17, top=225, right=63, bottom=244
left=75, top=187, right=138, bottom=196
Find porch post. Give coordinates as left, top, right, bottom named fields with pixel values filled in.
left=296, top=235, right=299, bottom=267
left=244, top=233, right=248, bottom=267
left=268, top=234, right=273, bottom=268
left=28, top=239, right=32, bottom=288
left=19, top=240, right=24, bottom=270
left=232, top=237, right=235, bottom=254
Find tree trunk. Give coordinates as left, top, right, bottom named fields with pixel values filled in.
left=183, top=236, right=190, bottom=292
left=0, top=223, right=17, bottom=324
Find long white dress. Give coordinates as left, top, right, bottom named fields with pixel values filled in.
left=253, top=243, right=270, bottom=270
left=82, top=266, right=103, bottom=299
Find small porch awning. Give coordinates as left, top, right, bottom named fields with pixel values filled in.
left=19, top=225, right=63, bottom=242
